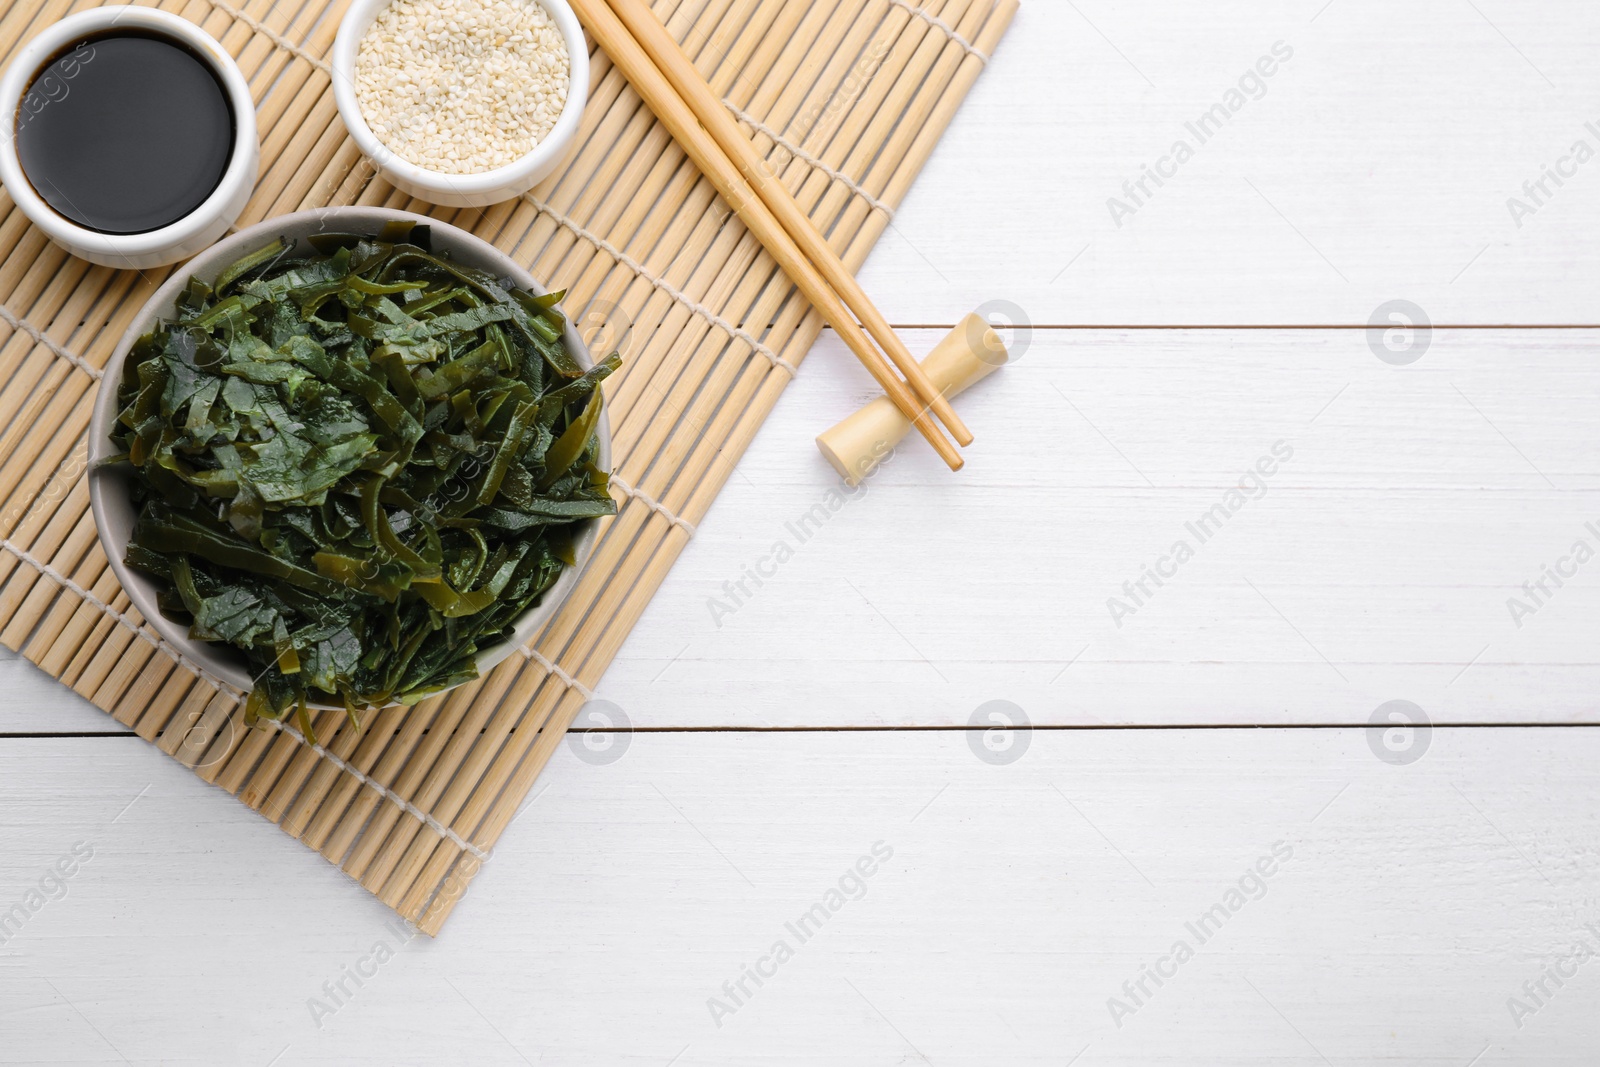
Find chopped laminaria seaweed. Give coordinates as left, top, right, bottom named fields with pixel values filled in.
left=110, top=222, right=617, bottom=736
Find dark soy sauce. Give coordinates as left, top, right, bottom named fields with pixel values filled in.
left=14, top=32, right=234, bottom=235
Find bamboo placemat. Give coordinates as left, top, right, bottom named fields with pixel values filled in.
left=0, top=0, right=1013, bottom=933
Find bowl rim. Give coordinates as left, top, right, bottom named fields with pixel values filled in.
left=329, top=0, right=590, bottom=199
left=86, top=206, right=612, bottom=708
left=0, top=6, right=260, bottom=263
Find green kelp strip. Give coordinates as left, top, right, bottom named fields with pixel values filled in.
left=111, top=222, right=617, bottom=734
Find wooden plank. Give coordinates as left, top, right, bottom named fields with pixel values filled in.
left=0, top=645, right=114, bottom=734
left=8, top=326, right=1600, bottom=732
left=0, top=728, right=1595, bottom=1063
left=857, top=0, right=1600, bottom=325
left=584, top=326, right=1600, bottom=727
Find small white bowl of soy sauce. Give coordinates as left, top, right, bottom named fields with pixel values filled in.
left=0, top=6, right=259, bottom=270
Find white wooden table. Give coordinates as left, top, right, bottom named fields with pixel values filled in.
left=6, top=1, right=1600, bottom=1063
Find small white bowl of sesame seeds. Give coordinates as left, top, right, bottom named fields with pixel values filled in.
left=332, top=0, right=588, bottom=208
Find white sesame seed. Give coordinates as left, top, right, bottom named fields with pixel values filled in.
left=354, top=0, right=570, bottom=174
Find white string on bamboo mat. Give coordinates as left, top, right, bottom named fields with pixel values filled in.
left=259, top=719, right=493, bottom=861
left=723, top=102, right=896, bottom=220
left=522, top=194, right=802, bottom=379
left=206, top=0, right=332, bottom=74
left=0, top=301, right=103, bottom=380
left=0, top=537, right=492, bottom=859
left=516, top=642, right=597, bottom=702
left=886, top=0, right=990, bottom=63
left=608, top=472, right=698, bottom=536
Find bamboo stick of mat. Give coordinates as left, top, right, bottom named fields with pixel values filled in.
left=566, top=0, right=966, bottom=472
left=603, top=0, right=974, bottom=450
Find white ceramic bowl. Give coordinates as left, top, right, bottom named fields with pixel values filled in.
left=0, top=6, right=259, bottom=270
left=87, top=207, right=610, bottom=707
left=331, top=0, right=589, bottom=208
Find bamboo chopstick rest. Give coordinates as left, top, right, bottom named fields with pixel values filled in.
left=817, top=312, right=1009, bottom=485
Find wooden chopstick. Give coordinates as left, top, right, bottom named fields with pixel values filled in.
left=566, top=0, right=965, bottom=472
left=603, top=0, right=975, bottom=449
